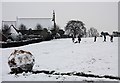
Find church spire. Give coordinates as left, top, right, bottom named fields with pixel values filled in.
left=52, top=10, right=56, bottom=30
left=52, top=10, right=55, bottom=21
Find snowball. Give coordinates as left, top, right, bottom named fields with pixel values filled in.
left=8, top=50, right=35, bottom=73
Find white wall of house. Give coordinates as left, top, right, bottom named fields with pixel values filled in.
left=16, top=18, right=52, bottom=30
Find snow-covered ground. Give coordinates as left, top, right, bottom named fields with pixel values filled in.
left=0, top=48, right=2, bottom=82
left=1, top=37, right=118, bottom=81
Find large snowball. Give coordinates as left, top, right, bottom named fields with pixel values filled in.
left=8, top=50, right=35, bottom=73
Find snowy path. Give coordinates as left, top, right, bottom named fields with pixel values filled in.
left=1, top=37, right=118, bottom=81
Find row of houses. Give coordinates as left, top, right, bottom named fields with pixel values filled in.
left=1, top=18, right=54, bottom=42
left=1, top=11, right=57, bottom=42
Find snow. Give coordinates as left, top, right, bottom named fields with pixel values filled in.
left=1, top=37, right=118, bottom=81
left=0, top=48, right=2, bottom=82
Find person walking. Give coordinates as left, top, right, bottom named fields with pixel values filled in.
left=110, top=35, right=113, bottom=42
left=72, top=35, right=75, bottom=43
left=78, top=34, right=81, bottom=43
left=103, top=35, right=106, bottom=42
left=94, top=36, right=97, bottom=42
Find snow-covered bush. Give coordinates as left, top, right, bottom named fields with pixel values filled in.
left=8, top=50, right=35, bottom=73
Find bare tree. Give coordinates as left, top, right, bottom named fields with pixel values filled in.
left=19, top=24, right=27, bottom=30
left=51, top=25, right=60, bottom=32
left=50, top=25, right=61, bottom=38
left=35, top=24, right=42, bottom=30
left=2, top=24, right=9, bottom=33
left=87, top=27, right=99, bottom=37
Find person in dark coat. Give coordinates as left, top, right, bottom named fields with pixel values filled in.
left=78, top=34, right=81, bottom=43
left=72, top=35, right=75, bottom=43
left=94, top=36, right=97, bottom=42
left=110, top=35, right=113, bottom=42
left=103, top=35, right=106, bottom=42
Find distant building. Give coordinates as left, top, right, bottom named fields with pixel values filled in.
left=5, top=25, right=21, bottom=41
left=1, top=11, right=56, bottom=42
left=2, top=17, right=52, bottom=30
left=16, top=17, right=52, bottom=30
left=0, top=24, right=22, bottom=41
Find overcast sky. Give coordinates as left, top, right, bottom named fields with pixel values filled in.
left=2, top=2, right=118, bottom=33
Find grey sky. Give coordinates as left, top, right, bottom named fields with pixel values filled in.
left=2, top=2, right=118, bottom=33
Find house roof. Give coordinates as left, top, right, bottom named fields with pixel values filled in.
left=2, top=20, right=16, bottom=22
left=17, top=17, right=52, bottom=20
left=9, top=25, right=18, bottom=33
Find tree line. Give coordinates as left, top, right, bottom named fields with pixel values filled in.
left=65, top=20, right=99, bottom=37
left=2, top=19, right=118, bottom=42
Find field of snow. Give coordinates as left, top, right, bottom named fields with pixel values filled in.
left=0, top=49, right=2, bottom=82
left=1, top=37, right=118, bottom=81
